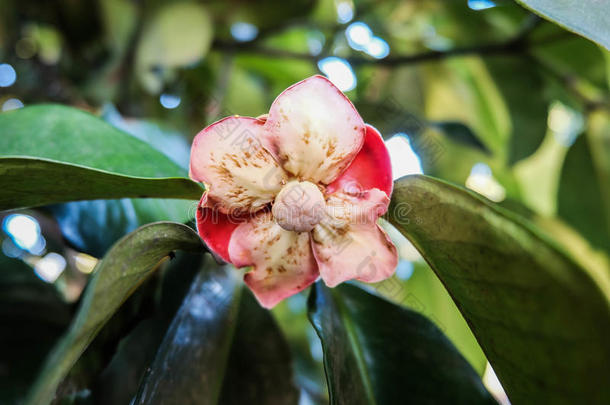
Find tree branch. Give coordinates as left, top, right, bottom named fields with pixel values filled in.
left=213, top=35, right=528, bottom=66
left=210, top=14, right=574, bottom=68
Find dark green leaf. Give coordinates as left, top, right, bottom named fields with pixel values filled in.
left=515, top=0, right=610, bottom=49
left=0, top=255, right=72, bottom=405
left=485, top=55, right=548, bottom=164
left=49, top=198, right=194, bottom=258
left=388, top=175, right=610, bottom=404
left=90, top=252, right=203, bottom=405
left=432, top=121, right=491, bottom=154
left=530, top=31, right=609, bottom=90
left=26, top=222, right=204, bottom=405
left=217, top=288, right=299, bottom=405
left=135, top=267, right=299, bottom=405
left=307, top=282, right=496, bottom=405
left=557, top=134, right=610, bottom=254
left=0, top=105, right=202, bottom=210
left=0, top=158, right=201, bottom=211
left=373, top=261, right=488, bottom=374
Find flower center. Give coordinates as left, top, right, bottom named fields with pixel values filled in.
left=272, top=181, right=325, bottom=232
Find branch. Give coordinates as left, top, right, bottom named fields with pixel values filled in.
left=213, top=35, right=527, bottom=66
left=210, top=14, right=565, bottom=67
left=529, top=53, right=610, bottom=112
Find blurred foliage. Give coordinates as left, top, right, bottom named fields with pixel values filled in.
left=1, top=0, right=609, bottom=404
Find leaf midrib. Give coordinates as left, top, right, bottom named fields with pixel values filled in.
left=333, top=290, right=378, bottom=405
left=212, top=282, right=243, bottom=405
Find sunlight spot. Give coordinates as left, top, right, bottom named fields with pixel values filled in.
left=299, top=390, right=316, bottom=405
left=365, top=36, right=390, bottom=59
left=346, top=22, right=373, bottom=51
left=468, top=0, right=497, bottom=10
left=230, top=22, right=258, bottom=42
left=2, top=98, right=24, bottom=111
left=2, top=214, right=46, bottom=255
left=381, top=219, right=422, bottom=262
left=336, top=0, right=354, bottom=24
left=74, top=252, right=99, bottom=274
left=483, top=363, right=510, bottom=404
left=547, top=101, right=583, bottom=146
left=396, top=260, right=414, bottom=280
left=385, top=134, right=423, bottom=180
left=317, top=57, right=356, bottom=91
left=0, top=63, right=17, bottom=87
left=466, top=163, right=506, bottom=202
left=34, top=252, right=66, bottom=283
left=160, top=93, right=181, bottom=109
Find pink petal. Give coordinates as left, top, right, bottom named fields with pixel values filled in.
left=326, top=124, right=393, bottom=196
left=190, top=116, right=288, bottom=214
left=196, top=194, right=244, bottom=263
left=311, top=189, right=397, bottom=287
left=261, top=75, right=365, bottom=185
left=228, top=212, right=319, bottom=308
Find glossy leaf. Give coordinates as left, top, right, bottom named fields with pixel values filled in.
left=0, top=158, right=201, bottom=211
left=388, top=175, right=610, bottom=404
left=45, top=107, right=198, bottom=258
left=91, top=252, right=205, bottom=405
left=515, top=0, right=610, bottom=50
left=49, top=198, right=195, bottom=258
left=135, top=267, right=299, bottom=405
left=26, top=222, right=204, bottom=405
left=308, top=282, right=496, bottom=405
left=0, top=105, right=202, bottom=210
left=372, top=261, right=488, bottom=375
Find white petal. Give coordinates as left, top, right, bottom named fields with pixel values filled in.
left=261, top=75, right=365, bottom=184
left=190, top=116, right=288, bottom=214
left=311, top=189, right=397, bottom=287
left=228, top=212, right=319, bottom=308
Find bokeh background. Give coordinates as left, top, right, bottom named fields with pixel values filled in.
left=1, top=0, right=609, bottom=404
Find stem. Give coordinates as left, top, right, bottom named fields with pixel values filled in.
left=211, top=14, right=548, bottom=66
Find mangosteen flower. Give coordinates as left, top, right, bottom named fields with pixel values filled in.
left=189, top=75, right=397, bottom=308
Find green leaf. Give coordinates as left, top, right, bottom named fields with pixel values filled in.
left=136, top=3, right=213, bottom=93
left=0, top=255, right=72, bottom=405
left=25, top=222, right=204, bottom=405
left=485, top=55, right=549, bottom=164
left=0, top=105, right=202, bottom=210
left=308, top=282, right=496, bottom=405
left=557, top=132, right=610, bottom=254
left=422, top=57, right=511, bottom=158
left=530, top=30, right=609, bottom=90
left=272, top=295, right=329, bottom=404
left=135, top=267, right=299, bottom=405
left=91, top=252, right=205, bottom=405
left=372, top=261, right=488, bottom=375
left=388, top=175, right=610, bottom=404
left=515, top=0, right=610, bottom=50
left=0, top=158, right=201, bottom=211
left=431, top=121, right=491, bottom=154
left=50, top=198, right=195, bottom=258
